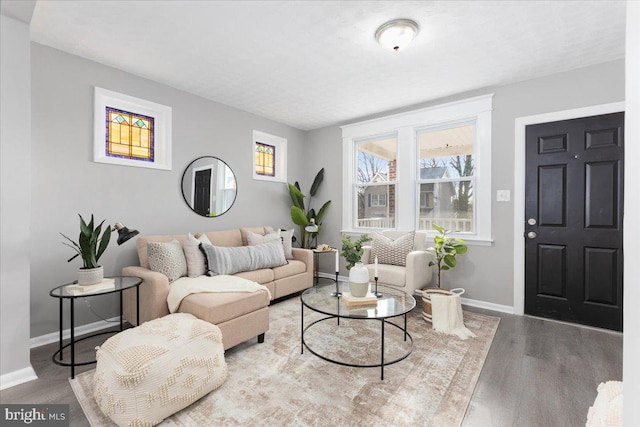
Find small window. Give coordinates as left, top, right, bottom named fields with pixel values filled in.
left=255, top=142, right=275, bottom=177
left=106, top=107, right=154, bottom=162
left=253, top=130, right=287, bottom=183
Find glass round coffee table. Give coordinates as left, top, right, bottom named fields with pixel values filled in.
left=300, top=281, right=416, bottom=380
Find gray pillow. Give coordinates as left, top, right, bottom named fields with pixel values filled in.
left=370, top=231, right=415, bottom=267
left=147, top=240, right=187, bottom=282
left=200, top=240, right=287, bottom=276
left=181, top=233, right=212, bottom=277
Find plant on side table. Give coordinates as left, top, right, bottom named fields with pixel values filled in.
left=61, top=214, right=111, bottom=285
left=288, top=168, right=331, bottom=249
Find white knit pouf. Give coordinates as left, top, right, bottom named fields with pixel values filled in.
left=93, top=313, right=227, bottom=427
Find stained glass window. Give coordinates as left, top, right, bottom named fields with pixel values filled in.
left=105, top=107, right=154, bottom=162
left=255, top=142, right=275, bottom=177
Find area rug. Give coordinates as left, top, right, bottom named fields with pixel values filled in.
left=70, top=296, right=499, bottom=427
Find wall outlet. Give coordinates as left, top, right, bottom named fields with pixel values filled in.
left=497, top=190, right=510, bottom=202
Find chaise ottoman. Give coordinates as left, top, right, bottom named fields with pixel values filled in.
left=93, top=313, right=227, bottom=427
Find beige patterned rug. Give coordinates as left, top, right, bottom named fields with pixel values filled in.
left=70, top=296, right=499, bottom=426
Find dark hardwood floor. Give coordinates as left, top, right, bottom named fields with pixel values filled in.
left=0, top=306, right=622, bottom=427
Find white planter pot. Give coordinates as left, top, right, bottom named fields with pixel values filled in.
left=348, top=262, right=369, bottom=297
left=77, top=266, right=104, bottom=286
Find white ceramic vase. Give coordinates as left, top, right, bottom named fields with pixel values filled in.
left=77, top=266, right=104, bottom=286
left=348, top=262, right=369, bottom=297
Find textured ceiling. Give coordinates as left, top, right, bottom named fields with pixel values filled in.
left=29, top=1, right=625, bottom=131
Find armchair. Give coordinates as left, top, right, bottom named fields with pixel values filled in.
left=360, top=230, right=435, bottom=296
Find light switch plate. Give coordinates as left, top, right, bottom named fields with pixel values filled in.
left=497, top=190, right=510, bottom=202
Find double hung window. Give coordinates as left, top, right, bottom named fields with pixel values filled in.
left=342, top=94, right=493, bottom=242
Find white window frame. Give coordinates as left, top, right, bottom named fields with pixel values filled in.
left=341, top=94, right=493, bottom=244
left=252, top=130, right=287, bottom=183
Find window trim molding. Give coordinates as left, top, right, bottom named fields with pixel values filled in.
left=94, top=87, right=172, bottom=170
left=342, top=94, right=493, bottom=239
left=252, top=130, right=287, bottom=183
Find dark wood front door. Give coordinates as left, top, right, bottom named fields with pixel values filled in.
left=525, top=112, right=624, bottom=331
left=194, top=169, right=211, bottom=216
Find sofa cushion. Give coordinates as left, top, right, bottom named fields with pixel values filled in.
left=365, top=263, right=407, bottom=287
left=147, top=240, right=187, bottom=282
left=235, top=268, right=275, bottom=284
left=273, top=259, right=306, bottom=280
left=371, top=231, right=415, bottom=267
left=201, top=240, right=287, bottom=276
left=178, top=289, right=270, bottom=325
left=182, top=233, right=212, bottom=277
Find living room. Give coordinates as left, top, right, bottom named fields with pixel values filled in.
left=1, top=1, right=639, bottom=426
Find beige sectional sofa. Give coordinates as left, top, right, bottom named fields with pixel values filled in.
left=122, top=226, right=312, bottom=350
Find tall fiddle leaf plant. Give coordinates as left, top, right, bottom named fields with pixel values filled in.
left=288, top=168, right=331, bottom=248
left=61, top=214, right=112, bottom=269
left=429, top=224, right=468, bottom=288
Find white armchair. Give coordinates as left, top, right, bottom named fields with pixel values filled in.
left=360, top=230, right=435, bottom=296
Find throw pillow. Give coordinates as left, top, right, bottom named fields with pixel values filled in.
left=246, top=229, right=281, bottom=246
left=182, top=233, right=212, bottom=277
left=147, top=240, right=187, bottom=282
left=370, top=231, right=415, bottom=267
left=279, top=229, right=295, bottom=259
left=200, top=240, right=287, bottom=276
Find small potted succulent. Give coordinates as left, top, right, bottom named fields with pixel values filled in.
left=61, top=214, right=111, bottom=285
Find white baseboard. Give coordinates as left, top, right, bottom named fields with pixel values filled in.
left=30, top=316, right=120, bottom=349
left=0, top=366, right=38, bottom=391
left=460, top=297, right=514, bottom=315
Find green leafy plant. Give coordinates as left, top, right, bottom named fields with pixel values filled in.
left=288, top=168, right=331, bottom=248
left=61, top=214, right=112, bottom=269
left=341, top=234, right=371, bottom=270
left=429, top=224, right=468, bottom=288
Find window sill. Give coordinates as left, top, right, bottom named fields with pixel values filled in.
left=340, top=229, right=494, bottom=247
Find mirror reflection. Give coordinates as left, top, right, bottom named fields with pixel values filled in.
left=181, top=156, right=237, bottom=217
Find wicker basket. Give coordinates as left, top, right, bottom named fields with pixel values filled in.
left=415, top=287, right=465, bottom=323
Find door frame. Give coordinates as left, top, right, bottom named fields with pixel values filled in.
left=513, top=101, right=625, bottom=315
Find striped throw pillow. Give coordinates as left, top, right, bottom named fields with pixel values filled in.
left=200, top=240, right=287, bottom=276
left=371, top=232, right=415, bottom=267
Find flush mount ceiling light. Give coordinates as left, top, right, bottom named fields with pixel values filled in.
left=375, top=19, right=419, bottom=51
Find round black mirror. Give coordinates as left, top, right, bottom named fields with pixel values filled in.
left=181, top=156, right=237, bottom=217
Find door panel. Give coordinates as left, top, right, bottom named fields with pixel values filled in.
left=525, top=112, right=624, bottom=331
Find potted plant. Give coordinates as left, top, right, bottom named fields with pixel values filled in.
left=429, top=224, right=468, bottom=288
left=61, top=214, right=112, bottom=285
left=288, top=168, right=331, bottom=249
left=341, top=234, right=371, bottom=297
left=419, top=224, right=468, bottom=322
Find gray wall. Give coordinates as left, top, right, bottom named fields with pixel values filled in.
left=30, top=43, right=307, bottom=338
left=1, top=14, right=35, bottom=384
left=307, top=59, right=625, bottom=308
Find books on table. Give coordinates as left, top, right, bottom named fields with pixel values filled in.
left=65, top=278, right=115, bottom=295
left=341, top=292, right=378, bottom=306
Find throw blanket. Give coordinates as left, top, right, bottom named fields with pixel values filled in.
left=431, top=294, right=476, bottom=340
left=167, top=275, right=272, bottom=313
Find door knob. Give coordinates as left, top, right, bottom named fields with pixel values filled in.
left=528, top=218, right=537, bottom=226
left=527, top=231, right=537, bottom=239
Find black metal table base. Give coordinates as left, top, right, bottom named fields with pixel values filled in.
left=301, top=307, right=413, bottom=380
